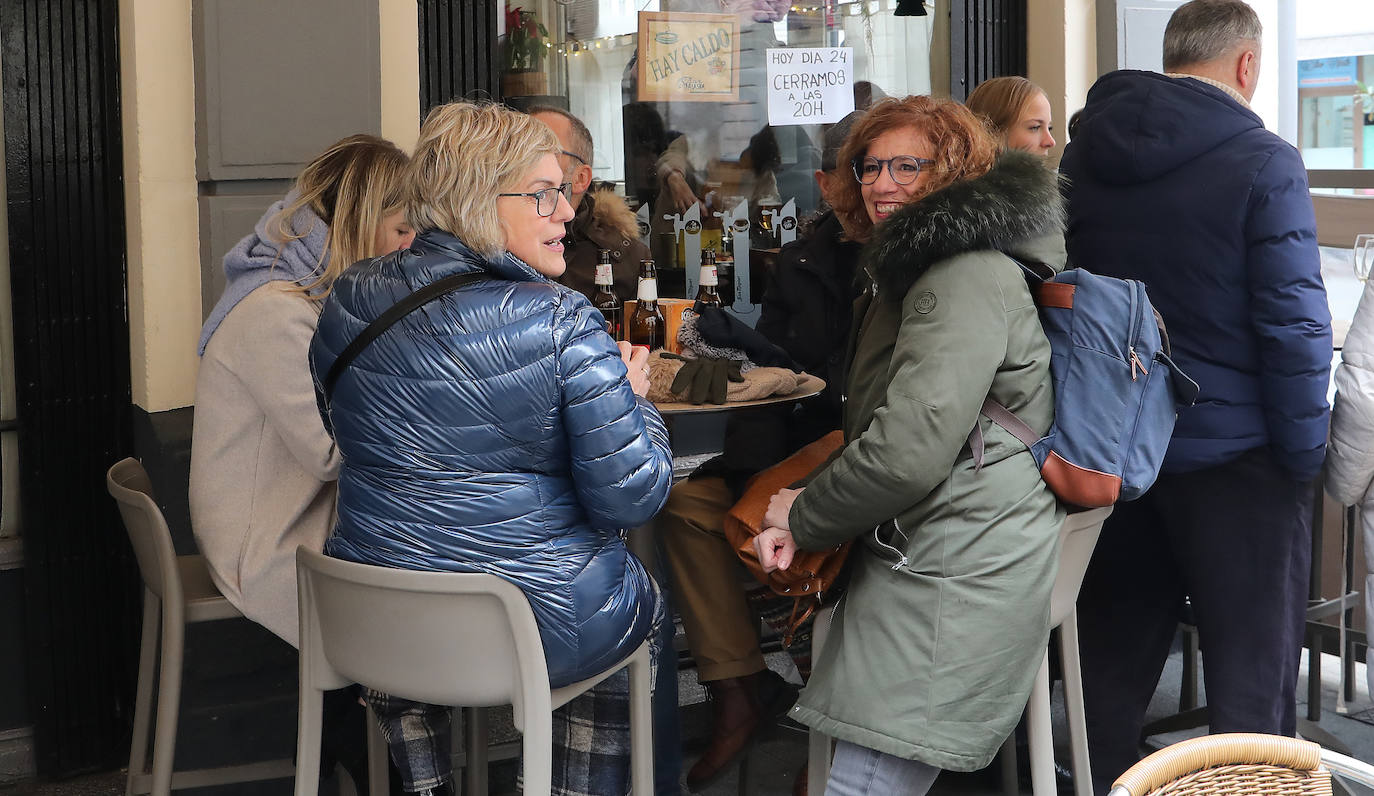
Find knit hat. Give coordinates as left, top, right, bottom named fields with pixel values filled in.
left=820, top=110, right=866, bottom=172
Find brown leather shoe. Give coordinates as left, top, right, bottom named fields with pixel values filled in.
left=686, top=671, right=797, bottom=792
left=792, top=762, right=808, bottom=796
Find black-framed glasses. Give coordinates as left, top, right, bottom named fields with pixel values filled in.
left=852, top=155, right=937, bottom=185
left=498, top=182, right=573, bottom=217
left=560, top=149, right=589, bottom=166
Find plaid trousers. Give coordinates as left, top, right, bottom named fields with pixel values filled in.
left=364, top=586, right=666, bottom=795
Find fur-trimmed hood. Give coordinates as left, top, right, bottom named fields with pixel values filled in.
left=574, top=186, right=640, bottom=244
left=866, top=150, right=1065, bottom=300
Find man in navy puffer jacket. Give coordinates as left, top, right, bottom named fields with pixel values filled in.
left=1061, top=1, right=1331, bottom=791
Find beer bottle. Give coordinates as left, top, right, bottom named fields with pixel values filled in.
left=695, top=248, right=723, bottom=308
left=591, top=249, right=623, bottom=339
left=627, top=259, right=665, bottom=351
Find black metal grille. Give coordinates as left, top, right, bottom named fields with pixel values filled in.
left=419, top=0, right=500, bottom=117
left=950, top=0, right=1028, bottom=101
left=1, top=0, right=137, bottom=775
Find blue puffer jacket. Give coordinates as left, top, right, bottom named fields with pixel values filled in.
left=1061, top=70, right=1331, bottom=482
left=308, top=229, right=674, bottom=687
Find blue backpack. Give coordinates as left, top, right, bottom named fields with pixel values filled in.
left=970, top=263, right=1199, bottom=507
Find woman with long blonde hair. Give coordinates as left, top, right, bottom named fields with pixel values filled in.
left=192, top=134, right=412, bottom=647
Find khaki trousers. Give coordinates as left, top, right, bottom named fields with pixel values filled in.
left=657, top=476, right=767, bottom=682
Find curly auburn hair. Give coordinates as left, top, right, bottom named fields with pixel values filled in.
left=830, top=95, right=1000, bottom=242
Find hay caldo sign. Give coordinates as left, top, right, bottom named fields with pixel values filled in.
left=637, top=11, right=739, bottom=103
left=766, top=47, right=855, bottom=126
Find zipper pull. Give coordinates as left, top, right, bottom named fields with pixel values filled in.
left=1129, top=347, right=1149, bottom=381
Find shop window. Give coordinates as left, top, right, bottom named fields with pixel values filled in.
left=498, top=0, right=933, bottom=320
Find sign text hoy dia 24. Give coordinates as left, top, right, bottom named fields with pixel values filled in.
left=766, top=47, right=855, bottom=127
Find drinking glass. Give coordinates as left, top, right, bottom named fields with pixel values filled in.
left=1355, top=234, right=1374, bottom=282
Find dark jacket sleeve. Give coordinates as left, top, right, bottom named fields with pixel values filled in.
left=555, top=295, right=675, bottom=528
left=709, top=248, right=812, bottom=494
left=1244, top=144, right=1332, bottom=482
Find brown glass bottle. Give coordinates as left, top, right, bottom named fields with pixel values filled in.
left=591, top=249, right=623, bottom=339
left=694, top=248, right=723, bottom=308
left=627, top=259, right=665, bottom=351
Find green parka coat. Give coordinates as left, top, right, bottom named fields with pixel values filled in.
left=788, top=151, right=1067, bottom=772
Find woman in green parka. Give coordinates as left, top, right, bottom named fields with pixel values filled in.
left=755, top=96, right=1067, bottom=794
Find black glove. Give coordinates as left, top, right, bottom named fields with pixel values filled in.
left=694, top=305, right=802, bottom=372
left=662, top=353, right=744, bottom=404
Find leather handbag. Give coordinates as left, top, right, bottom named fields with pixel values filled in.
left=723, top=429, right=847, bottom=645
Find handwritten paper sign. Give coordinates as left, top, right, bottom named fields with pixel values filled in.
left=766, top=47, right=855, bottom=126
left=637, top=11, right=739, bottom=103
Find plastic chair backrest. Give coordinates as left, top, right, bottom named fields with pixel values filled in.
left=1050, top=506, right=1113, bottom=626
left=296, top=547, right=551, bottom=709
left=107, top=457, right=178, bottom=603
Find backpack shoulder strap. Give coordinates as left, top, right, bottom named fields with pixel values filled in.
left=322, top=271, right=487, bottom=403
left=980, top=397, right=1039, bottom=449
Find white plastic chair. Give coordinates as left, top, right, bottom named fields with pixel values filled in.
left=294, top=546, right=654, bottom=796
left=1000, top=505, right=1113, bottom=796
left=106, top=458, right=294, bottom=796
left=806, top=506, right=1113, bottom=796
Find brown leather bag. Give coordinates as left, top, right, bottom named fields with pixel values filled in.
left=723, top=430, right=849, bottom=645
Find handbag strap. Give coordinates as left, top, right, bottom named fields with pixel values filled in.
left=322, top=271, right=487, bottom=402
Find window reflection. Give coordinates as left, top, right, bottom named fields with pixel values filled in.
left=500, top=0, right=932, bottom=305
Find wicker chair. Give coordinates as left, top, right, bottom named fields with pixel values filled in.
left=1107, top=733, right=1374, bottom=796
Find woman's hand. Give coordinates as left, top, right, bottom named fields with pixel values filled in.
left=754, top=527, right=797, bottom=572
left=619, top=341, right=651, bottom=397
left=764, top=487, right=802, bottom=531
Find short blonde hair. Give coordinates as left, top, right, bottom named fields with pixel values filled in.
left=965, top=76, right=1047, bottom=143
left=272, top=134, right=409, bottom=297
left=408, top=101, right=560, bottom=258
left=831, top=96, right=1000, bottom=243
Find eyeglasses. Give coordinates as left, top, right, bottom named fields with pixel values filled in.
left=498, top=182, right=573, bottom=217
left=559, top=149, right=589, bottom=166
left=852, top=155, right=937, bottom=185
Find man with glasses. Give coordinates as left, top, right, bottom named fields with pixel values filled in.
left=529, top=106, right=648, bottom=304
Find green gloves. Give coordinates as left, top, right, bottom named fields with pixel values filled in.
left=662, top=353, right=744, bottom=404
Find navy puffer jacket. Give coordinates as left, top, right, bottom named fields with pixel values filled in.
left=1061, top=70, right=1331, bottom=482
left=309, top=229, right=674, bottom=687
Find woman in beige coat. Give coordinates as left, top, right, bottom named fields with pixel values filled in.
left=190, top=134, right=412, bottom=647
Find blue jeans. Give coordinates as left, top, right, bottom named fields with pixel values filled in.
left=824, top=741, right=940, bottom=796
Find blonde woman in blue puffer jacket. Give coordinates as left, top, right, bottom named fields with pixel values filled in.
left=309, top=101, right=673, bottom=796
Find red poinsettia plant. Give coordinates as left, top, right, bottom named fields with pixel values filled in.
left=504, top=5, right=549, bottom=72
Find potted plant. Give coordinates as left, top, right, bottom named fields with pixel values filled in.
left=503, top=5, right=549, bottom=97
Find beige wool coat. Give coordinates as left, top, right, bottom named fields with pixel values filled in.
left=189, top=282, right=340, bottom=648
